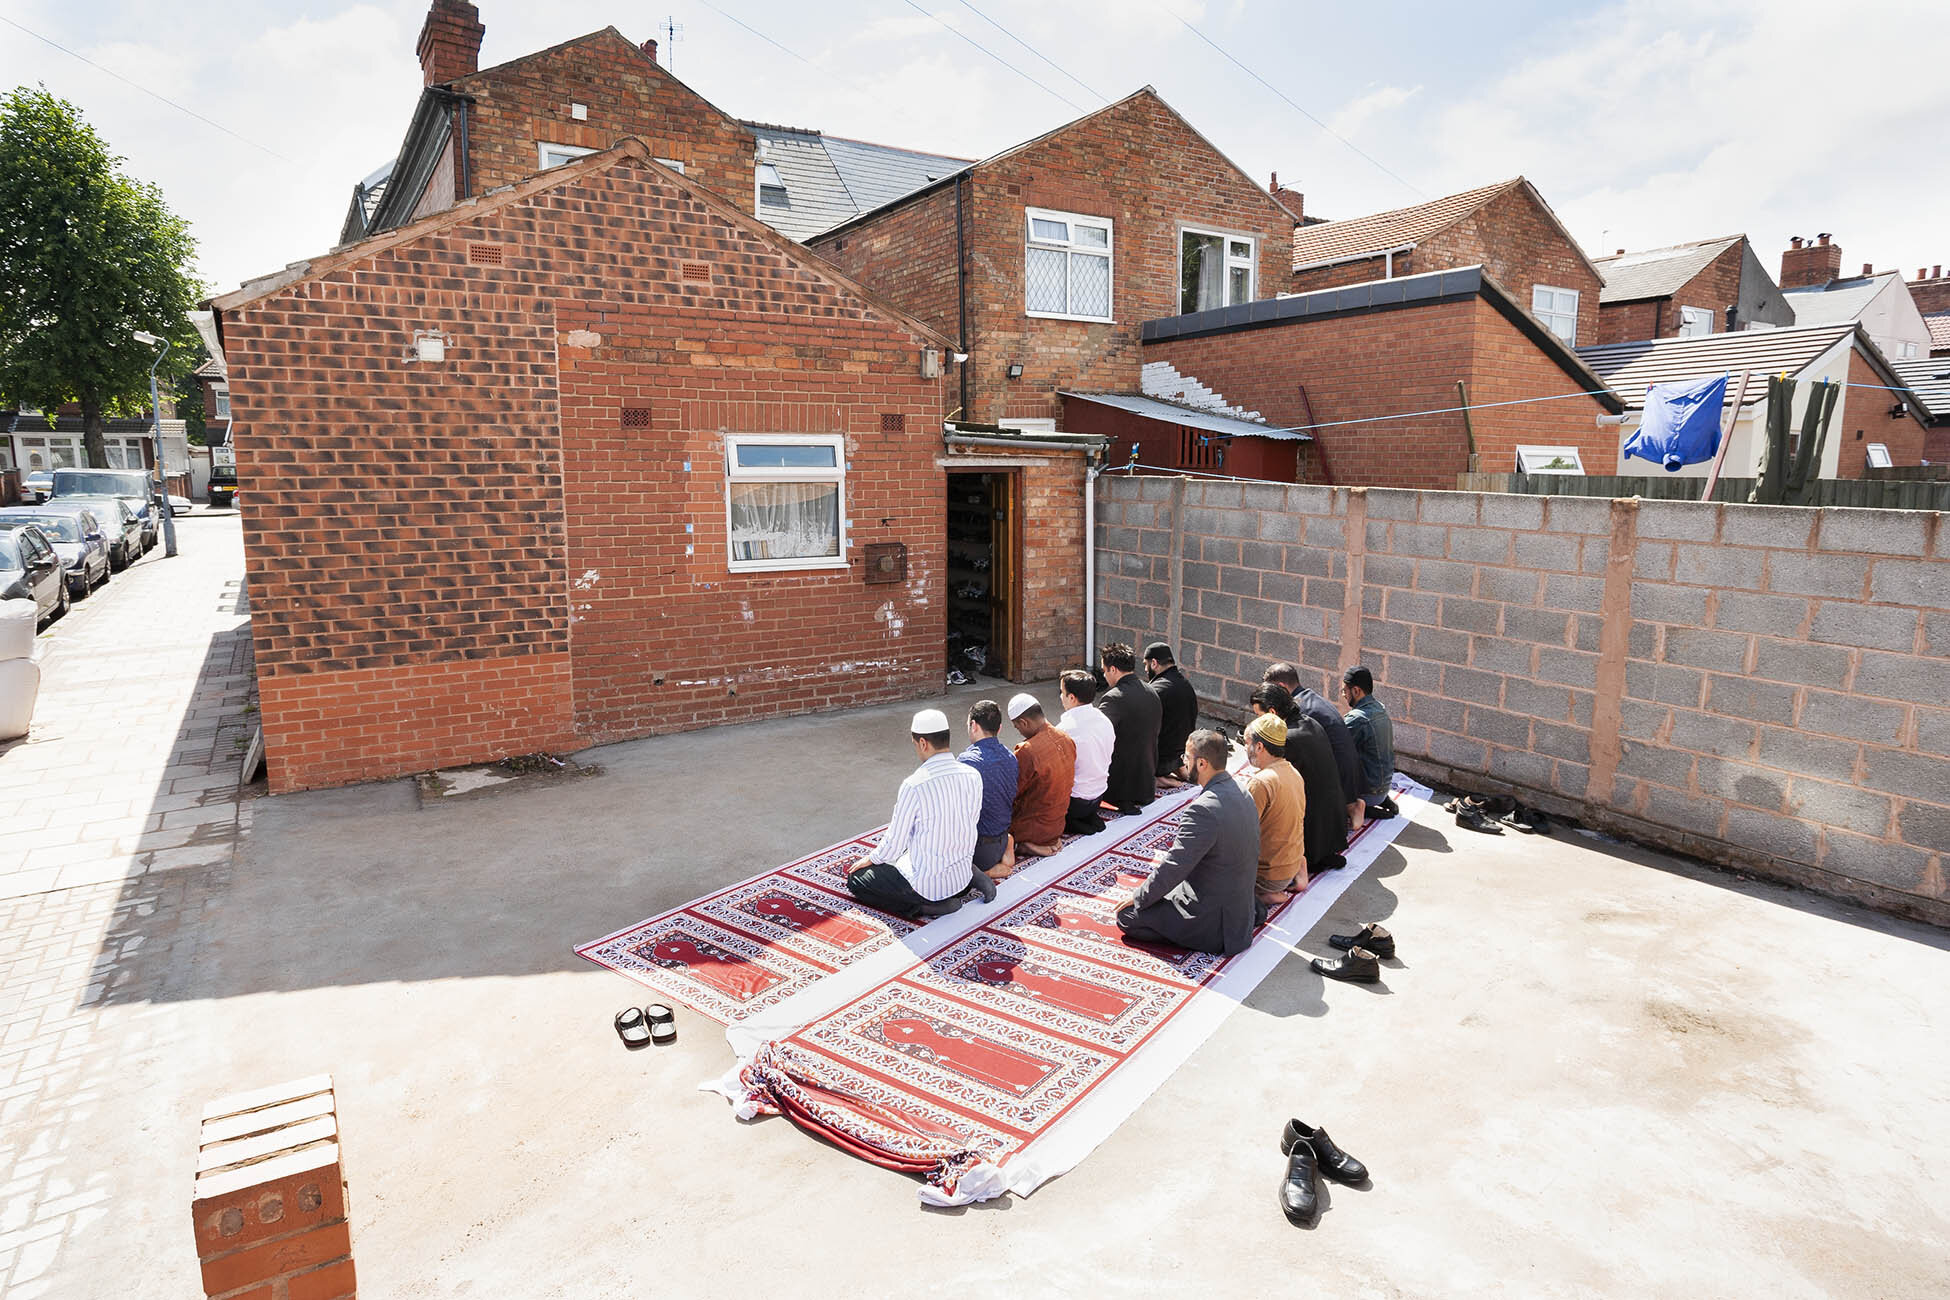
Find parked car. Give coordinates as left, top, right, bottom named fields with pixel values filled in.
left=0, top=524, right=70, bottom=625
left=208, top=465, right=236, bottom=509
left=50, top=467, right=160, bottom=550
left=21, top=470, right=54, bottom=504
left=0, top=508, right=110, bottom=597
left=56, top=495, right=142, bottom=571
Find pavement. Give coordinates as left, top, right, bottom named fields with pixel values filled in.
left=2, top=519, right=1948, bottom=1297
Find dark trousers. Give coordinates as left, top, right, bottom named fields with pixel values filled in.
left=845, top=861, right=972, bottom=918
left=973, top=832, right=1008, bottom=872
left=1115, top=902, right=1169, bottom=943
left=1065, top=796, right=1107, bottom=837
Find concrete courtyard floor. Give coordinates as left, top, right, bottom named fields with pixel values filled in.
left=3, top=534, right=1947, bottom=1296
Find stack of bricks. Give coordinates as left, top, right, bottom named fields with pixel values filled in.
left=193, top=1075, right=355, bottom=1300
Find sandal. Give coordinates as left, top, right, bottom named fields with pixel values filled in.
left=645, top=1004, right=676, bottom=1045
left=615, top=1006, right=651, bottom=1049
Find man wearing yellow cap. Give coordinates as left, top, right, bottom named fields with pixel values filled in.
left=1238, top=711, right=1310, bottom=907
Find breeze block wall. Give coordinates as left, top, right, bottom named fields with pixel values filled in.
left=1095, top=476, right=1950, bottom=925
left=226, top=149, right=945, bottom=792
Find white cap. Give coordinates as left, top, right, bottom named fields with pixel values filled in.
left=1006, top=692, right=1040, bottom=720
left=911, top=708, right=950, bottom=734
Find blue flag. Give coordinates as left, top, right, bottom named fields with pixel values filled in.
left=1624, top=374, right=1728, bottom=472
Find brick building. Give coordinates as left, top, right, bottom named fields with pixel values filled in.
left=1591, top=235, right=1794, bottom=344
left=1777, top=234, right=1933, bottom=361
left=1095, top=266, right=1622, bottom=489
left=1287, top=178, right=1605, bottom=348
left=1889, top=358, right=1950, bottom=462
left=214, top=142, right=953, bottom=793
left=1579, top=322, right=1931, bottom=477
left=344, top=1, right=759, bottom=242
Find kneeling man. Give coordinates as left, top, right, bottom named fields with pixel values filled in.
left=1116, top=729, right=1260, bottom=956
left=846, top=708, right=982, bottom=917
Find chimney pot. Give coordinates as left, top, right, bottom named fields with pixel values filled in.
left=1615, top=248, right=1625, bottom=255
left=417, top=0, right=484, bottom=86
left=1935, top=265, right=1942, bottom=279
left=1921, top=269, right=1928, bottom=281
left=1817, top=233, right=1831, bottom=246
left=643, top=38, right=658, bottom=63
left=1269, top=171, right=1278, bottom=189
left=1790, top=236, right=1803, bottom=249
left=1863, top=262, right=1873, bottom=276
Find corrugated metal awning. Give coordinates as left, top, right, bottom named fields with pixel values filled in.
left=1060, top=392, right=1312, bottom=441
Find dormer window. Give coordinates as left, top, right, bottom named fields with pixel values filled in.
left=757, top=162, right=788, bottom=208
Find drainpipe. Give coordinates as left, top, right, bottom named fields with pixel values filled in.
left=1083, top=451, right=1104, bottom=663
left=955, top=173, right=971, bottom=419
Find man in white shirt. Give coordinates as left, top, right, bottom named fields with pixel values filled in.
left=1057, top=669, right=1115, bottom=836
left=845, top=708, right=984, bottom=918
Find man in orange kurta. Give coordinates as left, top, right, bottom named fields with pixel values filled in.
left=1004, top=692, right=1077, bottom=870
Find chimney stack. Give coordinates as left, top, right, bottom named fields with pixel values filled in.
left=1267, top=171, right=1304, bottom=223
left=1863, top=262, right=1874, bottom=276
left=1780, top=232, right=1843, bottom=289
left=643, top=38, right=658, bottom=64
left=417, top=0, right=484, bottom=86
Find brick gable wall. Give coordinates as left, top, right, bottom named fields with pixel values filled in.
left=1836, top=350, right=1927, bottom=476
left=1139, top=296, right=1613, bottom=489
left=227, top=158, right=943, bottom=791
left=1422, top=186, right=1601, bottom=346
left=451, top=31, right=755, bottom=216
left=1595, top=242, right=1746, bottom=345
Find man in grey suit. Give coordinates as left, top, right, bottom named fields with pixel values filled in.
left=1116, top=729, right=1260, bottom=955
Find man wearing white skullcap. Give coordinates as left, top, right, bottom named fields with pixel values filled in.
left=844, top=707, right=984, bottom=917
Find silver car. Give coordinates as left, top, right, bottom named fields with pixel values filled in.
left=0, top=507, right=112, bottom=597
left=51, top=467, right=159, bottom=550
left=52, top=495, right=141, bottom=571
left=0, top=524, right=70, bottom=625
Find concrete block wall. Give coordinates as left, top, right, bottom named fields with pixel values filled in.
left=1095, top=475, right=1950, bottom=924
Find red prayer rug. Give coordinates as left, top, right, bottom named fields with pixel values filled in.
left=709, top=774, right=1432, bottom=1205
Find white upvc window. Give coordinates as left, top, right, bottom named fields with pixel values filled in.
left=1024, top=207, right=1113, bottom=322
left=1532, top=285, right=1580, bottom=343
left=214, top=386, right=232, bottom=418
left=538, top=141, right=681, bottom=171
left=1677, top=305, right=1714, bottom=337
left=1180, top=227, right=1256, bottom=314
left=756, top=162, right=788, bottom=208
left=724, top=434, right=847, bottom=573
left=18, top=435, right=83, bottom=471
left=104, top=438, right=146, bottom=470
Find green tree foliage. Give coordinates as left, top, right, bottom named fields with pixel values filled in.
left=0, top=86, right=201, bottom=466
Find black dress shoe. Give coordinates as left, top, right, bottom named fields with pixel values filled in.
left=1279, top=1140, right=1320, bottom=1227
left=1283, top=1120, right=1368, bottom=1185
left=1327, top=922, right=1394, bottom=959
left=1455, top=806, right=1504, bottom=834
left=1311, top=946, right=1381, bottom=984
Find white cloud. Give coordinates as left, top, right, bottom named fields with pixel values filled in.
left=1329, top=84, right=1421, bottom=139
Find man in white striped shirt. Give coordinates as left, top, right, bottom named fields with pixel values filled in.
left=845, top=708, right=984, bottom=917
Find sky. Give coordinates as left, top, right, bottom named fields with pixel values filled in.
left=5, top=0, right=1949, bottom=303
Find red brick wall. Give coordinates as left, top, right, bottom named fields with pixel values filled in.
left=452, top=29, right=754, bottom=215
left=1017, top=455, right=1086, bottom=679
left=1059, top=398, right=1298, bottom=481
left=810, top=90, right=1295, bottom=425
left=228, top=155, right=944, bottom=791
left=1423, top=186, right=1602, bottom=345
left=1142, top=296, right=1613, bottom=488
left=1595, top=297, right=1663, bottom=345
left=1909, top=275, right=1950, bottom=315
left=1597, top=243, right=1746, bottom=344
left=1836, top=350, right=1928, bottom=475
left=1287, top=253, right=1397, bottom=293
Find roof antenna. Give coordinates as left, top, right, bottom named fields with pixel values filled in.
left=661, top=16, right=684, bottom=69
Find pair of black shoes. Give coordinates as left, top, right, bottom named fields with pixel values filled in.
left=1280, top=1119, right=1368, bottom=1226
left=1446, top=793, right=1550, bottom=836
left=1308, top=922, right=1393, bottom=984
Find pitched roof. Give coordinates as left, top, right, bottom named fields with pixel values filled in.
left=1891, top=356, right=1950, bottom=423
left=1782, top=272, right=1899, bottom=326
left=1576, top=322, right=1888, bottom=408
left=746, top=123, right=969, bottom=243
left=211, top=139, right=955, bottom=351
left=1286, top=179, right=1518, bottom=270
left=1926, top=311, right=1950, bottom=352
left=1141, top=264, right=1622, bottom=412
left=1060, top=391, right=1311, bottom=441
left=1592, top=236, right=1742, bottom=304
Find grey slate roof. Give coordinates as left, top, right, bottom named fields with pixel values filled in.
left=1592, top=236, right=1741, bottom=304
left=1060, top=391, right=1311, bottom=441
left=745, top=123, right=969, bottom=243
left=1891, top=357, right=1950, bottom=423
left=1577, top=322, right=1866, bottom=408
left=1783, top=272, right=1897, bottom=326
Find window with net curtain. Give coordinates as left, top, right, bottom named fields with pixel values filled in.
left=1024, top=208, right=1113, bottom=321
left=725, top=435, right=846, bottom=571
left=1181, top=229, right=1255, bottom=314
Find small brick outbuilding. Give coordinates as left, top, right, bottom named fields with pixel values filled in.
left=214, top=141, right=952, bottom=792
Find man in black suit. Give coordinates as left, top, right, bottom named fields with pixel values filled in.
left=1096, top=642, right=1162, bottom=814
left=1117, top=729, right=1260, bottom=956
left=1264, top=661, right=1366, bottom=835
left=1143, top=642, right=1198, bottom=784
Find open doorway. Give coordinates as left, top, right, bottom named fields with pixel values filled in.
left=945, top=471, right=1017, bottom=683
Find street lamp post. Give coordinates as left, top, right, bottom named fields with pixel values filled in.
left=132, top=330, right=178, bottom=558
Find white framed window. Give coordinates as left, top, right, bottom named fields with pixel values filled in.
left=104, top=438, right=146, bottom=470
left=538, top=141, right=596, bottom=169
left=18, top=435, right=83, bottom=471
left=756, top=162, right=788, bottom=208
left=1516, top=445, right=1586, bottom=474
left=724, top=433, right=847, bottom=572
left=1901, top=341, right=1919, bottom=358
left=1677, top=305, right=1714, bottom=337
left=1866, top=443, right=1893, bottom=469
left=1532, top=285, right=1580, bottom=343
left=1180, top=227, right=1256, bottom=314
left=214, top=386, right=231, bottom=418
left=998, top=418, right=1057, bottom=435
left=1024, top=207, right=1113, bottom=322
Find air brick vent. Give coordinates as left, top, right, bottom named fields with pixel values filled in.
left=467, top=242, right=505, bottom=267
left=620, top=406, right=652, bottom=429
left=681, top=261, right=711, bottom=283
left=880, top=413, right=906, bottom=434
